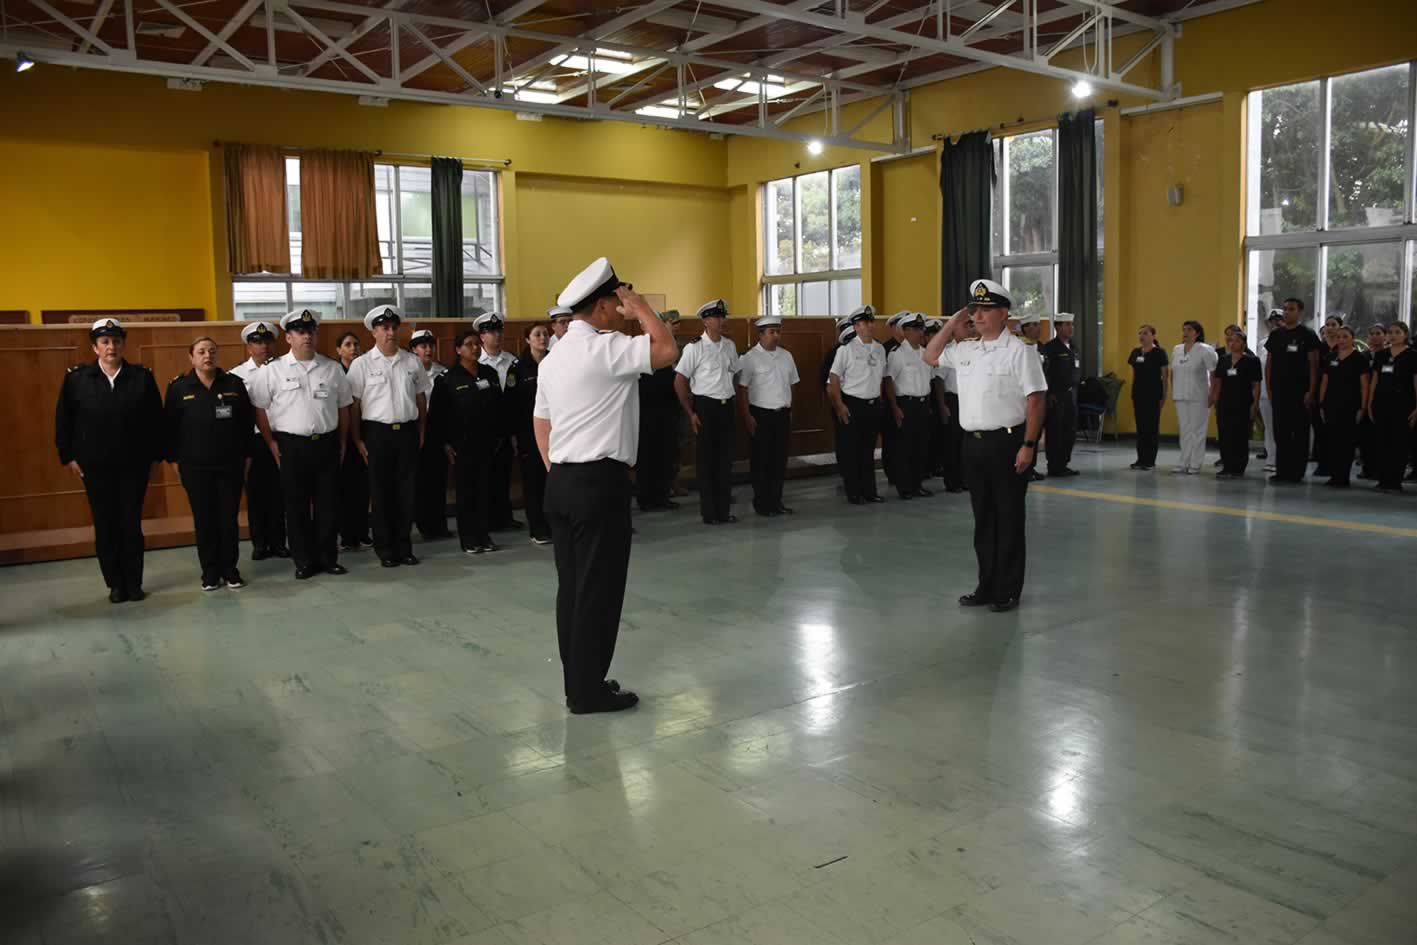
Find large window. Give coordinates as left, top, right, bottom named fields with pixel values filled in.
left=233, top=158, right=503, bottom=321
left=761, top=165, right=862, bottom=316
left=1245, top=62, right=1416, bottom=340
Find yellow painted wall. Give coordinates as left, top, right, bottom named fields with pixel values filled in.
left=876, top=152, right=940, bottom=316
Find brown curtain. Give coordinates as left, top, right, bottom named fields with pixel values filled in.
left=224, top=144, right=291, bottom=274
left=298, top=149, right=383, bottom=280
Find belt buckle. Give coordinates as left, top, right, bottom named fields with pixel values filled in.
left=392, top=423, right=401, bottom=430
left=311, top=433, right=321, bottom=440
left=720, top=399, right=728, bottom=406
left=973, top=432, right=982, bottom=439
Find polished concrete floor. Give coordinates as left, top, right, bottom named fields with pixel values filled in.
left=2, top=443, right=1415, bottom=945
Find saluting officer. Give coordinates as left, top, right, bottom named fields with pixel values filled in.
left=674, top=299, right=740, bottom=525
left=636, top=309, right=682, bottom=512
left=923, top=281, right=1047, bottom=613
left=532, top=258, right=678, bottom=714
left=430, top=328, right=505, bottom=554
left=546, top=305, right=573, bottom=350
left=1040, top=312, right=1081, bottom=478
left=476, top=312, right=521, bottom=531
left=411, top=329, right=453, bottom=539
left=884, top=312, right=934, bottom=499
left=245, top=309, right=353, bottom=580
left=829, top=305, right=887, bottom=504
left=346, top=305, right=431, bottom=568
left=736, top=314, right=800, bottom=516
left=229, top=321, right=288, bottom=560
left=55, top=318, right=164, bottom=604
left=164, top=336, right=254, bottom=591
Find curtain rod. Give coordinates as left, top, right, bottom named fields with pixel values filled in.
left=212, top=141, right=511, bottom=167
left=929, top=100, right=1117, bottom=142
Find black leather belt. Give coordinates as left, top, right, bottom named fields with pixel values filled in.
left=969, top=427, right=1019, bottom=438
left=843, top=395, right=879, bottom=406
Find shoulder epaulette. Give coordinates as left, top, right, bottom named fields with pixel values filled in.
left=66, top=364, right=81, bottom=374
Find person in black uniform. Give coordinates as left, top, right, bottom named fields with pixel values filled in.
left=55, top=318, right=164, bottom=603
left=230, top=321, right=288, bottom=560
left=880, top=312, right=908, bottom=491
left=1210, top=330, right=1262, bottom=479
left=1040, top=312, right=1081, bottom=477
left=1319, top=325, right=1369, bottom=488
left=411, top=330, right=453, bottom=539
left=511, top=322, right=553, bottom=544
left=636, top=310, right=682, bottom=511
left=1264, top=297, right=1321, bottom=484
left=1367, top=321, right=1417, bottom=494
left=334, top=330, right=371, bottom=552
left=1311, top=316, right=1343, bottom=477
left=820, top=317, right=852, bottom=485
left=165, top=336, right=254, bottom=590
left=1358, top=324, right=1387, bottom=480
left=432, top=329, right=505, bottom=554
left=1128, top=324, right=1168, bottom=470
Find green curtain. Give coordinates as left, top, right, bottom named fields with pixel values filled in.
left=938, top=131, right=994, bottom=312
left=431, top=156, right=464, bottom=318
left=1058, top=109, right=1098, bottom=377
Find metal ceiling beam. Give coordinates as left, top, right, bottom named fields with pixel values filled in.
left=77, top=0, right=117, bottom=55
left=193, top=0, right=267, bottom=68
left=393, top=0, right=545, bottom=84
left=153, top=0, right=258, bottom=72
left=298, top=0, right=409, bottom=77
left=25, top=0, right=116, bottom=55
left=283, top=5, right=381, bottom=83
left=500, top=0, right=683, bottom=86
left=404, top=21, right=487, bottom=93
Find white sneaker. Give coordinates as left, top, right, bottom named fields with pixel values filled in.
left=1171, top=466, right=1188, bottom=474
left=1263, top=464, right=1277, bottom=472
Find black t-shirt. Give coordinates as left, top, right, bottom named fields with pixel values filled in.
left=1263, top=324, right=1321, bottom=396
left=1321, top=350, right=1368, bottom=414
left=164, top=369, right=254, bottom=467
left=1129, top=346, right=1168, bottom=402
left=1213, top=352, right=1261, bottom=411
left=1371, top=347, right=1417, bottom=409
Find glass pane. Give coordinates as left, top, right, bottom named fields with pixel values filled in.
left=1007, top=130, right=1054, bottom=254
left=463, top=282, right=498, bottom=318
left=830, top=278, right=861, bottom=317
left=347, top=282, right=397, bottom=316
left=1329, top=65, right=1410, bottom=229
left=799, top=279, right=830, bottom=316
left=400, top=283, right=433, bottom=317
left=766, top=178, right=795, bottom=276
left=832, top=165, right=862, bottom=270
left=992, top=138, right=1004, bottom=257
left=291, top=282, right=345, bottom=318
left=1095, top=119, right=1105, bottom=250
left=1326, top=242, right=1402, bottom=339
left=1252, top=81, right=1320, bottom=235
left=769, top=283, right=797, bottom=317
left=1246, top=247, right=1318, bottom=338
left=286, top=157, right=302, bottom=275
left=398, top=165, right=433, bottom=278
left=1411, top=242, right=1417, bottom=323
left=371, top=165, right=396, bottom=274
left=1003, top=265, right=1054, bottom=322
left=463, top=170, right=500, bottom=277
left=797, top=171, right=831, bottom=273
left=233, top=282, right=289, bottom=322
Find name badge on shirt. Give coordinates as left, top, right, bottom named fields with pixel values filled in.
left=1330, top=359, right=1339, bottom=367
left=281, top=375, right=301, bottom=390
left=1287, top=344, right=1299, bottom=353
left=214, top=404, right=234, bottom=419
left=313, top=383, right=330, bottom=400
left=1134, top=356, right=1146, bottom=364
left=1382, top=364, right=1395, bottom=374
left=368, top=371, right=387, bottom=385
left=1073, top=357, right=1080, bottom=368
left=1227, top=368, right=1238, bottom=377
left=476, top=379, right=491, bottom=390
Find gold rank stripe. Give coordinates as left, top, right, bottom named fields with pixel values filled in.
left=1032, top=485, right=1417, bottom=539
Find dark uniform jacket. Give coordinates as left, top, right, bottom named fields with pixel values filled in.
left=163, top=368, right=254, bottom=467
left=55, top=360, right=164, bottom=468
left=431, top=361, right=506, bottom=451
left=1040, top=337, right=1081, bottom=393
left=509, top=352, right=547, bottom=444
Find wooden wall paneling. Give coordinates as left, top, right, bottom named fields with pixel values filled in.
left=0, top=344, right=91, bottom=533
left=0, top=311, right=29, bottom=324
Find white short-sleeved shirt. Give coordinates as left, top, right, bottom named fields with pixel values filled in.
left=345, top=347, right=431, bottom=424
left=933, top=359, right=958, bottom=394
left=480, top=349, right=517, bottom=388
left=423, top=362, right=449, bottom=413
left=533, top=320, right=653, bottom=464
left=887, top=340, right=933, bottom=397
left=736, top=344, right=799, bottom=409
left=245, top=351, right=353, bottom=436
left=675, top=334, right=740, bottom=400
left=230, top=356, right=267, bottom=432
left=830, top=337, right=887, bottom=399
left=1170, top=342, right=1219, bottom=402
left=935, top=332, right=1047, bottom=431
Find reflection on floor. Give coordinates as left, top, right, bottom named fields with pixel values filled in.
left=2, top=445, right=1414, bottom=945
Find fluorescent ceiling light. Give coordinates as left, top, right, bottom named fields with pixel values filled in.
left=806, top=139, right=824, bottom=156
left=1071, top=79, right=1093, bottom=98
left=550, top=54, right=638, bottom=75
left=514, top=89, right=560, bottom=104
left=16, top=52, right=35, bottom=72
left=636, top=105, right=683, bottom=119
left=713, top=74, right=791, bottom=98
left=506, top=78, right=557, bottom=91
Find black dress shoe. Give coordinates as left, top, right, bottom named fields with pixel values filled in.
left=867, top=495, right=885, bottom=503
left=1027, top=471, right=1046, bottom=482
left=663, top=500, right=680, bottom=510
left=605, top=679, right=621, bottom=692
left=959, top=592, right=991, bottom=607
left=848, top=497, right=866, bottom=505
left=914, top=488, right=934, bottom=498
left=703, top=517, right=719, bottom=525
left=109, top=588, right=128, bottom=604
left=897, top=491, right=915, bottom=500
left=568, top=689, right=640, bottom=715
left=777, top=506, right=794, bottom=515
left=127, top=588, right=146, bottom=602
left=946, top=486, right=967, bottom=493
left=1059, top=468, right=1080, bottom=477
left=294, top=566, right=317, bottom=580
left=989, top=597, right=1021, bottom=613
left=755, top=508, right=778, bottom=517
left=325, top=563, right=349, bottom=576
left=272, top=546, right=291, bottom=558
left=251, top=548, right=271, bottom=561
left=381, top=558, right=400, bottom=568
left=401, top=555, right=420, bottom=566
left=722, top=515, right=738, bottom=523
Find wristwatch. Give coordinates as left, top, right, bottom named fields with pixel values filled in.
left=1023, top=439, right=1037, bottom=448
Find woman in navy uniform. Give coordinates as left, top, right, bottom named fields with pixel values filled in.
left=1367, top=321, right=1417, bottom=494
left=1209, top=331, right=1261, bottom=479
left=164, top=336, right=254, bottom=590
left=431, top=328, right=505, bottom=554
left=511, top=322, right=553, bottom=544
left=1128, top=324, right=1168, bottom=470
left=334, top=330, right=372, bottom=551
left=1318, top=325, right=1368, bottom=488
left=55, top=318, right=164, bottom=603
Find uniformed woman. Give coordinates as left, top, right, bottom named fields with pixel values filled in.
left=54, top=318, right=164, bottom=603
left=335, top=330, right=371, bottom=551
left=165, top=337, right=255, bottom=590
left=511, top=322, right=553, bottom=544
left=1168, top=320, right=1218, bottom=474
left=1209, top=330, right=1261, bottom=478
left=1367, top=321, right=1417, bottom=494
left=1128, top=324, right=1168, bottom=470
left=1319, top=326, right=1368, bottom=488
left=1358, top=324, right=1387, bottom=479
left=431, top=328, right=505, bottom=554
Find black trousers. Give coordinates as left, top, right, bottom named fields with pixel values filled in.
left=452, top=445, right=492, bottom=549
left=545, top=460, right=633, bottom=704
left=880, top=400, right=900, bottom=487
left=275, top=432, right=340, bottom=572
left=1045, top=391, right=1077, bottom=473
left=337, top=436, right=369, bottom=548
left=1375, top=401, right=1414, bottom=489
left=748, top=405, right=791, bottom=513
left=1311, top=402, right=1328, bottom=469
left=362, top=420, right=418, bottom=560
left=519, top=444, right=550, bottom=541
left=1272, top=393, right=1310, bottom=481
left=1217, top=408, right=1251, bottom=475
left=245, top=435, right=286, bottom=553
left=636, top=405, right=678, bottom=509
left=894, top=396, right=930, bottom=496
left=840, top=395, right=882, bottom=501
left=415, top=439, right=450, bottom=538
left=179, top=461, right=243, bottom=583
left=1358, top=416, right=1378, bottom=478
left=693, top=396, right=735, bottom=521
left=940, top=392, right=964, bottom=490
left=1133, top=396, right=1162, bottom=467
left=1324, top=406, right=1359, bottom=485
left=961, top=427, right=1029, bottom=602
left=489, top=441, right=516, bottom=529
left=81, top=462, right=150, bottom=593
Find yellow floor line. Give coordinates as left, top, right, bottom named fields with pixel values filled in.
left=1031, top=484, right=1417, bottom=538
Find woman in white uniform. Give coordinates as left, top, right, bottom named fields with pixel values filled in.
left=1168, top=319, right=1218, bottom=474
